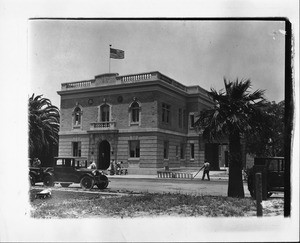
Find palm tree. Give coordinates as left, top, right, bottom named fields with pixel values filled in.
left=195, top=78, right=266, bottom=198
left=28, top=94, right=60, bottom=160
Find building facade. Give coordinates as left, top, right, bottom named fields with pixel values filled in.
left=57, top=71, right=228, bottom=174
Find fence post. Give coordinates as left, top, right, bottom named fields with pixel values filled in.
left=255, top=173, right=263, bottom=217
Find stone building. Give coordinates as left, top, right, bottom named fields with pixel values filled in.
left=57, top=71, right=229, bottom=174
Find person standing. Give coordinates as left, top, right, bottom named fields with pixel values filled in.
left=201, top=160, right=210, bottom=181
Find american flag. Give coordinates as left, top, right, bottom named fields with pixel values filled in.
left=110, top=48, right=125, bottom=59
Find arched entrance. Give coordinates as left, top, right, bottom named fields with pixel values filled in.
left=98, top=140, right=110, bottom=170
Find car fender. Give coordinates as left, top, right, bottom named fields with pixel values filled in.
left=80, top=173, right=94, bottom=181
left=44, top=171, right=55, bottom=178
left=29, top=170, right=38, bottom=178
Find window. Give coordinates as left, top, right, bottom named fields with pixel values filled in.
left=72, top=142, right=81, bottom=157
left=129, top=140, right=140, bottom=158
left=131, top=101, right=140, bottom=123
left=178, top=108, right=182, bottom=128
left=73, top=106, right=82, bottom=127
left=183, top=110, right=187, bottom=128
left=164, top=141, right=169, bottom=159
left=180, top=143, right=185, bottom=159
left=190, top=143, right=195, bottom=159
left=162, top=103, right=170, bottom=123
left=176, top=145, right=179, bottom=159
left=190, top=114, right=195, bottom=128
left=101, top=104, right=110, bottom=122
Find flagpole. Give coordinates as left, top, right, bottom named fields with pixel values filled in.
left=109, top=44, right=111, bottom=73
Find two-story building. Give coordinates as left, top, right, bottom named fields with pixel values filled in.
left=57, top=71, right=228, bottom=174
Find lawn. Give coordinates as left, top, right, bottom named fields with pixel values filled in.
left=29, top=188, right=283, bottom=218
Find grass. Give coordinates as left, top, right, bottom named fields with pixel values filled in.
left=29, top=188, right=269, bottom=218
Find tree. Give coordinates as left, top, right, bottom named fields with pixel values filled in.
left=246, top=101, right=284, bottom=157
left=28, top=94, right=60, bottom=161
left=195, top=78, right=266, bottom=198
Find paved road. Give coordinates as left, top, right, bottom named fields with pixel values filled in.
left=107, top=177, right=252, bottom=197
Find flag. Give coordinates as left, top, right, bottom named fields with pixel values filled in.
left=110, top=48, right=125, bottom=59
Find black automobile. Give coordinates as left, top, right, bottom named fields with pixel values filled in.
left=42, top=157, right=109, bottom=190
left=247, top=157, right=284, bottom=199
left=29, top=166, right=46, bottom=186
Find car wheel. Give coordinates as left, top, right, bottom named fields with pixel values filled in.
left=43, top=175, right=54, bottom=187
left=60, top=183, right=71, bottom=188
left=80, top=176, right=94, bottom=190
left=96, top=175, right=109, bottom=189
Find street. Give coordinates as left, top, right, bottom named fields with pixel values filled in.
left=107, top=177, right=251, bottom=197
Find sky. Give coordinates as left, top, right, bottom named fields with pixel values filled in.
left=28, top=19, right=286, bottom=107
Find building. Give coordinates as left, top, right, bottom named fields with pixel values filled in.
left=57, top=71, right=229, bottom=174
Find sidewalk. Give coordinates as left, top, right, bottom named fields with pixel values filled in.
left=107, top=170, right=229, bottom=181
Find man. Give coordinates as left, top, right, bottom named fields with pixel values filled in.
left=201, top=160, right=210, bottom=181
left=88, top=161, right=97, bottom=169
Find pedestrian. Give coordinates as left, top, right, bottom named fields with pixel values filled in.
left=33, top=158, right=41, bottom=167
left=88, top=161, right=97, bottom=169
left=201, top=160, right=210, bottom=181
left=110, top=159, right=115, bottom=175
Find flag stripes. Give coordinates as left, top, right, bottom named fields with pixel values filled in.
left=110, top=48, right=124, bottom=59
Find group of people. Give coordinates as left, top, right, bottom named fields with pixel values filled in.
left=109, top=160, right=127, bottom=175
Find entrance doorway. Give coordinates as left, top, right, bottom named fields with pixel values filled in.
left=205, top=143, right=220, bottom=170
left=98, top=140, right=110, bottom=170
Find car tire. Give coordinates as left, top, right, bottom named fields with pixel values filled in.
left=60, top=183, right=71, bottom=188
left=80, top=176, right=94, bottom=190
left=96, top=175, right=109, bottom=189
left=43, top=175, right=54, bottom=187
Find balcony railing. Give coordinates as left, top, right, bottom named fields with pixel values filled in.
left=61, top=80, right=95, bottom=90
left=90, top=121, right=116, bottom=130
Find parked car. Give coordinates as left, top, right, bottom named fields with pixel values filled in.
left=29, top=158, right=51, bottom=186
left=42, top=157, right=109, bottom=190
left=247, top=157, right=285, bottom=199
left=29, top=166, right=45, bottom=186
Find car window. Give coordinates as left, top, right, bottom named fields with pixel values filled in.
left=268, top=159, right=279, bottom=171
left=280, top=159, right=285, bottom=171
left=56, top=159, right=63, bottom=166
left=76, top=160, right=87, bottom=168
left=65, top=159, right=72, bottom=167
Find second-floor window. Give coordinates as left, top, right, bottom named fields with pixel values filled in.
left=178, top=108, right=182, bottom=128
left=131, top=101, right=140, bottom=123
left=162, top=103, right=170, bottom=124
left=190, top=113, right=195, bottom=128
left=73, top=106, right=82, bottom=128
left=101, top=104, right=110, bottom=122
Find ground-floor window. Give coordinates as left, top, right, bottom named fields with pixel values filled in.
left=72, top=142, right=81, bottom=157
left=190, top=143, right=195, bottom=159
left=164, top=141, right=169, bottom=159
left=129, top=140, right=140, bottom=158
left=180, top=143, right=185, bottom=159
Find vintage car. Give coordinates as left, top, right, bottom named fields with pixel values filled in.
left=29, top=166, right=46, bottom=186
left=247, top=157, right=285, bottom=199
left=29, top=158, right=52, bottom=186
left=42, top=157, right=109, bottom=190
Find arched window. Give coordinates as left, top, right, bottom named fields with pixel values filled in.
left=101, top=104, right=110, bottom=122
left=72, top=106, right=83, bottom=128
left=131, top=101, right=140, bottom=123
left=74, top=107, right=81, bottom=125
